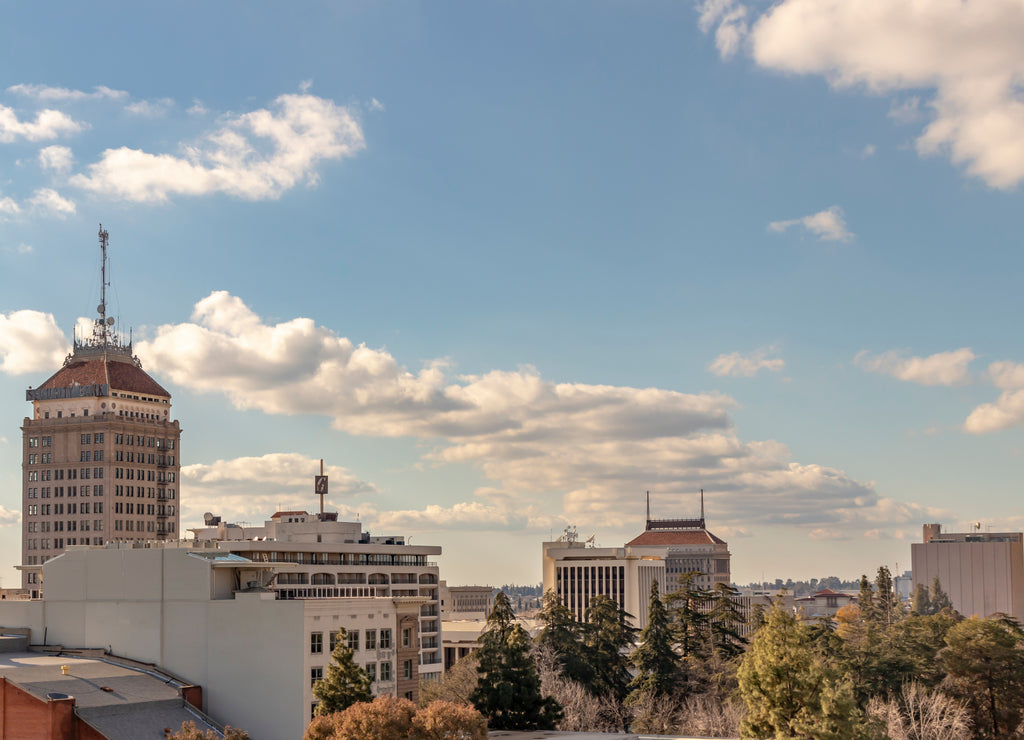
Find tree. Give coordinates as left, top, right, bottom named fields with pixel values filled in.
left=535, top=590, right=592, bottom=686
left=737, top=604, right=868, bottom=738
left=665, top=571, right=709, bottom=659
left=471, top=591, right=561, bottom=730
left=583, top=594, right=636, bottom=702
left=627, top=580, right=678, bottom=703
left=334, top=695, right=416, bottom=740
left=875, top=566, right=897, bottom=626
left=705, top=582, right=747, bottom=659
left=930, top=576, right=954, bottom=614
left=313, top=628, right=373, bottom=716
left=857, top=574, right=876, bottom=623
left=865, top=682, right=972, bottom=740
left=911, top=583, right=931, bottom=616
left=410, top=700, right=488, bottom=740
left=170, top=722, right=250, bottom=740
left=419, top=653, right=479, bottom=706
left=940, top=616, right=1024, bottom=738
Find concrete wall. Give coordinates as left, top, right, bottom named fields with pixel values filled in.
left=912, top=539, right=1024, bottom=619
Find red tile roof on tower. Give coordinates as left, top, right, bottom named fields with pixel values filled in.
left=36, top=358, right=170, bottom=398
left=626, top=529, right=727, bottom=546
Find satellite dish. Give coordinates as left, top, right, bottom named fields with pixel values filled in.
left=97, top=304, right=105, bottom=314
left=106, top=317, right=115, bottom=326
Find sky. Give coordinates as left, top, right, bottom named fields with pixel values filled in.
left=1, top=0, right=1023, bottom=589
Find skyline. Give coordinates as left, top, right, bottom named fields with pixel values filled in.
left=1, top=1, right=1024, bottom=588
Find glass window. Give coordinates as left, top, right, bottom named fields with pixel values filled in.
left=347, top=630, right=359, bottom=651
left=310, top=632, right=323, bottom=654
left=365, top=629, right=376, bottom=650
left=403, top=660, right=412, bottom=679
left=380, top=662, right=391, bottom=681
left=402, top=628, right=411, bottom=648
left=365, top=662, right=376, bottom=682
left=329, top=631, right=340, bottom=652
left=310, top=667, right=323, bottom=687
left=379, top=629, right=391, bottom=649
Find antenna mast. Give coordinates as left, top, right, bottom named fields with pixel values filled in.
left=98, top=224, right=110, bottom=346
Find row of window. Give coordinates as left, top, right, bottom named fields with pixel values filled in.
left=112, top=451, right=175, bottom=465
left=112, top=434, right=175, bottom=449
left=27, top=502, right=103, bottom=516
left=113, top=520, right=175, bottom=532
left=310, top=628, right=393, bottom=654
left=27, top=468, right=105, bottom=482
left=112, top=503, right=174, bottom=515
left=26, top=536, right=104, bottom=551
left=27, top=437, right=52, bottom=448
left=26, top=519, right=103, bottom=538
left=80, top=433, right=105, bottom=445
left=113, top=468, right=176, bottom=482
left=247, top=552, right=430, bottom=566
left=113, top=486, right=176, bottom=499
left=310, top=660, right=399, bottom=689
left=26, top=485, right=103, bottom=499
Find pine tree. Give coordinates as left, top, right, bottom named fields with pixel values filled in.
left=665, top=571, right=709, bottom=659
left=471, top=591, right=561, bottom=730
left=536, top=589, right=592, bottom=686
left=874, top=566, right=897, bottom=626
left=705, top=582, right=747, bottom=659
left=930, top=576, right=954, bottom=614
left=857, top=574, right=876, bottom=623
left=583, top=594, right=637, bottom=702
left=910, top=583, right=930, bottom=615
left=627, top=580, right=678, bottom=703
left=313, top=628, right=373, bottom=716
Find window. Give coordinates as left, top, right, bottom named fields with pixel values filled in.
left=310, top=632, right=323, bottom=654
left=42, top=436, right=51, bottom=447
left=347, top=630, right=360, bottom=651
left=329, top=631, right=340, bottom=652
left=29, top=437, right=38, bottom=447
left=379, top=629, right=392, bottom=649
left=365, top=662, right=376, bottom=682
left=403, top=660, right=412, bottom=680
left=310, top=667, right=323, bottom=687
left=380, top=662, right=391, bottom=681
left=95, top=451, right=104, bottom=461
left=81, top=434, right=91, bottom=445
left=81, top=451, right=91, bottom=462
left=402, top=628, right=411, bottom=648
left=95, top=433, right=104, bottom=443
left=365, top=629, right=376, bottom=650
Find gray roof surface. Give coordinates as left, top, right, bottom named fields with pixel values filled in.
left=0, top=652, right=221, bottom=738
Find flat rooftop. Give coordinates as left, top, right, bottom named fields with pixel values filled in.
left=0, top=651, right=221, bottom=739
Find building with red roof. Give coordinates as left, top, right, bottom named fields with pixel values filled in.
left=20, top=227, right=181, bottom=593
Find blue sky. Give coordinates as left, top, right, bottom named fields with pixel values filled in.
left=1, top=0, right=1023, bottom=588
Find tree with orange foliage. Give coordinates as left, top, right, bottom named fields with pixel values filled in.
left=411, top=700, right=487, bottom=740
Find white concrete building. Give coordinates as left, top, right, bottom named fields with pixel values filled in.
left=2, top=544, right=427, bottom=740
left=911, top=523, right=1024, bottom=619
left=189, top=509, right=443, bottom=681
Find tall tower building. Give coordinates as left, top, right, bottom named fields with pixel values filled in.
left=21, top=226, right=181, bottom=593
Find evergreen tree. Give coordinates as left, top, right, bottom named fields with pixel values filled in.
left=941, top=616, right=1024, bottom=738
left=930, top=576, right=954, bottom=614
left=874, top=566, right=897, bottom=626
left=313, top=628, right=373, bottom=716
left=910, top=583, right=930, bottom=615
left=857, top=574, right=876, bottom=623
left=738, top=604, right=869, bottom=738
left=583, top=595, right=636, bottom=702
left=705, top=582, right=747, bottom=659
left=627, top=580, right=678, bottom=702
left=536, top=590, right=592, bottom=685
left=471, top=591, right=561, bottom=730
left=664, top=571, right=709, bottom=659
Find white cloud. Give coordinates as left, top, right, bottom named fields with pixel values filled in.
left=181, top=452, right=377, bottom=525
left=708, top=347, right=785, bottom=378
left=0, top=309, right=70, bottom=375
left=125, top=98, right=175, bottom=117
left=888, top=97, right=923, bottom=124
left=700, top=0, right=1024, bottom=189
left=7, top=84, right=127, bottom=102
left=855, top=347, right=975, bottom=387
left=808, top=528, right=848, bottom=541
left=28, top=188, right=76, bottom=217
left=369, top=98, right=385, bottom=112
left=187, top=99, right=208, bottom=116
left=135, top=292, right=895, bottom=531
left=697, top=0, right=749, bottom=60
left=0, top=105, right=83, bottom=143
left=39, top=145, right=73, bottom=174
left=963, top=361, right=1024, bottom=434
left=4, top=243, right=33, bottom=254
left=861, top=144, right=876, bottom=158
left=768, top=206, right=853, bottom=242
left=0, top=507, right=20, bottom=526
left=299, top=79, right=313, bottom=93
left=70, top=93, right=365, bottom=202
left=0, top=197, right=20, bottom=217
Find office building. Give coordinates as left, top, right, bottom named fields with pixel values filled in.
left=911, top=523, right=1024, bottom=619
left=21, top=227, right=181, bottom=593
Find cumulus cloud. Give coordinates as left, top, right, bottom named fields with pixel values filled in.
left=855, top=347, right=975, bottom=386
left=180, top=452, right=377, bottom=525
left=28, top=188, right=75, bottom=217
left=708, top=347, right=785, bottom=378
left=0, top=310, right=70, bottom=374
left=0, top=506, right=20, bottom=526
left=7, top=84, right=127, bottom=102
left=135, top=292, right=898, bottom=531
left=860, top=144, right=876, bottom=158
left=0, top=105, right=83, bottom=143
left=699, top=0, right=1024, bottom=189
left=963, top=360, right=1024, bottom=434
left=768, top=206, right=853, bottom=242
left=0, top=197, right=20, bottom=217
left=69, top=93, right=365, bottom=202
left=39, top=145, right=73, bottom=174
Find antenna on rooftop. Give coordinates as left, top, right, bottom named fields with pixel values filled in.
left=646, top=490, right=650, bottom=523
left=314, top=459, right=328, bottom=518
left=700, top=489, right=705, bottom=521
left=98, top=224, right=112, bottom=345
